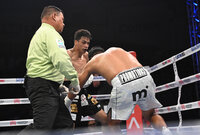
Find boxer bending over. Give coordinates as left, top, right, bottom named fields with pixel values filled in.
left=66, top=47, right=172, bottom=135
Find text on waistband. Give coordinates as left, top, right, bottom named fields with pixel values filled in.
left=118, top=68, right=147, bottom=85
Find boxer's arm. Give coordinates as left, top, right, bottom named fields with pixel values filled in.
left=67, top=63, right=92, bottom=100
left=79, top=68, right=91, bottom=89
left=83, top=74, right=94, bottom=88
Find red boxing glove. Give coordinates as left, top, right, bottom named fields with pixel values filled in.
left=129, top=51, right=137, bottom=58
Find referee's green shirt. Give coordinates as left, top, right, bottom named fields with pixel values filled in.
left=26, top=23, right=78, bottom=86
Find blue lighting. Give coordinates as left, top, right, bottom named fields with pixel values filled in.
left=193, top=2, right=198, bottom=6
left=187, top=0, right=200, bottom=73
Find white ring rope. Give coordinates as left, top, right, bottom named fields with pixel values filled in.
left=1, top=43, right=200, bottom=128
left=0, top=95, right=111, bottom=106
left=156, top=72, right=200, bottom=93
left=0, top=100, right=200, bottom=127
left=0, top=76, right=106, bottom=85
left=172, top=57, right=183, bottom=128
left=1, top=98, right=200, bottom=113
left=1, top=72, right=200, bottom=93
left=0, top=98, right=30, bottom=105
left=147, top=43, right=200, bottom=73
left=0, top=78, right=24, bottom=84
left=0, top=119, right=33, bottom=127
left=155, top=100, right=200, bottom=114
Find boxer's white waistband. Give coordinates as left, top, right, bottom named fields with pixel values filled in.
left=111, top=67, right=148, bottom=86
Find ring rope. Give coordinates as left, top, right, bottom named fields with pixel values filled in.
left=0, top=94, right=111, bottom=106
left=0, top=98, right=30, bottom=105
left=155, top=100, right=200, bottom=114
left=0, top=76, right=106, bottom=85
left=1, top=43, right=200, bottom=84
left=0, top=119, right=33, bottom=127
left=172, top=57, right=183, bottom=128
left=156, top=72, right=200, bottom=93
left=1, top=71, right=200, bottom=94
left=148, top=43, right=200, bottom=73
left=0, top=100, right=199, bottom=127
left=1, top=98, right=199, bottom=113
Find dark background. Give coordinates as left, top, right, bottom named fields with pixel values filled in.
left=0, top=0, right=199, bottom=131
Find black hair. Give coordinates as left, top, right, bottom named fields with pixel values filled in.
left=41, top=5, right=63, bottom=20
left=74, top=29, right=92, bottom=41
left=88, top=46, right=105, bottom=60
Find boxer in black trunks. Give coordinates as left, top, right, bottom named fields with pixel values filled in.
left=63, top=29, right=108, bottom=127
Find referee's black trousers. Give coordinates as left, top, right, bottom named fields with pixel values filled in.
left=19, top=76, right=73, bottom=134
